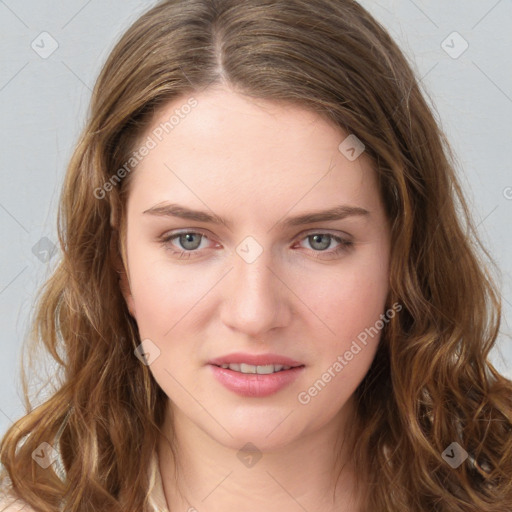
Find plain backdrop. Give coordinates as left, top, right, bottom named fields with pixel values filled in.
left=1, top=0, right=511, bottom=440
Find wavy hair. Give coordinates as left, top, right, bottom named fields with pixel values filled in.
left=1, top=0, right=511, bottom=510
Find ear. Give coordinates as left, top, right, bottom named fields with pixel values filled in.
left=110, top=229, right=137, bottom=318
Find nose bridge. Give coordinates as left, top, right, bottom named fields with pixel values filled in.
left=220, top=237, right=290, bottom=335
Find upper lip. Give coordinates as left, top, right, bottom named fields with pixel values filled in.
left=208, top=352, right=304, bottom=367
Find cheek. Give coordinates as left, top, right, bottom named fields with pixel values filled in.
left=301, top=254, right=389, bottom=345
left=295, top=272, right=388, bottom=415
left=126, top=240, right=204, bottom=332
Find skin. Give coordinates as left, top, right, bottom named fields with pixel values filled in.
left=119, top=85, right=391, bottom=512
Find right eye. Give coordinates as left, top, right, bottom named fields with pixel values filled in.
left=159, top=230, right=218, bottom=259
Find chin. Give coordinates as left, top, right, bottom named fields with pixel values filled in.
left=200, top=406, right=307, bottom=451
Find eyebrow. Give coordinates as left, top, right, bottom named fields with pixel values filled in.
left=142, top=202, right=370, bottom=229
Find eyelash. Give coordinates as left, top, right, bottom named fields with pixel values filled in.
left=158, top=229, right=354, bottom=260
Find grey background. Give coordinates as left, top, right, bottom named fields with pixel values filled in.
left=1, top=0, right=511, bottom=440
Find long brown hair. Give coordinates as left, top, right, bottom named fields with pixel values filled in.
left=1, top=0, right=511, bottom=510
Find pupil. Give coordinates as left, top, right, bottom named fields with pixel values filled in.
left=311, top=234, right=329, bottom=251
left=181, top=233, right=200, bottom=250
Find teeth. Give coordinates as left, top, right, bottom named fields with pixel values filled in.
left=220, top=363, right=293, bottom=374
left=240, top=363, right=257, bottom=374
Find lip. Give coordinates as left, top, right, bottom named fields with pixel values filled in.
left=209, top=364, right=305, bottom=397
left=208, top=352, right=304, bottom=367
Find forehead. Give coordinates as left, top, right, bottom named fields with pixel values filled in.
left=126, top=86, right=382, bottom=221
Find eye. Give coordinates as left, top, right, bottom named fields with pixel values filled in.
left=294, top=232, right=354, bottom=260
left=159, top=230, right=214, bottom=259
left=158, top=230, right=353, bottom=260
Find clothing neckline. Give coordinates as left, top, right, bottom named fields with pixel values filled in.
left=147, top=449, right=170, bottom=512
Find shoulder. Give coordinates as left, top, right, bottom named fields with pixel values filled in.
left=0, top=493, right=36, bottom=511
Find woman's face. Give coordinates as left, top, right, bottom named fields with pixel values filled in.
left=120, top=86, right=391, bottom=450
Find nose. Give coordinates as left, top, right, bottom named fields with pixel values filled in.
left=219, top=247, right=292, bottom=338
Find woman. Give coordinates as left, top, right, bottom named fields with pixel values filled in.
left=1, top=0, right=511, bottom=510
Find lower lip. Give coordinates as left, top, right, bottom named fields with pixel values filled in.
left=208, top=364, right=305, bottom=397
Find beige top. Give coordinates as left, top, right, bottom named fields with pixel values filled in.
left=147, top=450, right=170, bottom=511
left=0, top=451, right=170, bottom=512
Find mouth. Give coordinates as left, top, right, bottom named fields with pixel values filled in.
left=208, top=352, right=304, bottom=370
left=211, top=362, right=304, bottom=374
left=208, top=361, right=306, bottom=397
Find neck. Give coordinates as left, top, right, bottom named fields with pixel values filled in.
left=157, top=396, right=364, bottom=512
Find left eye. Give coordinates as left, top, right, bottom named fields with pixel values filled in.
left=298, top=233, right=342, bottom=251
left=159, top=231, right=353, bottom=259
